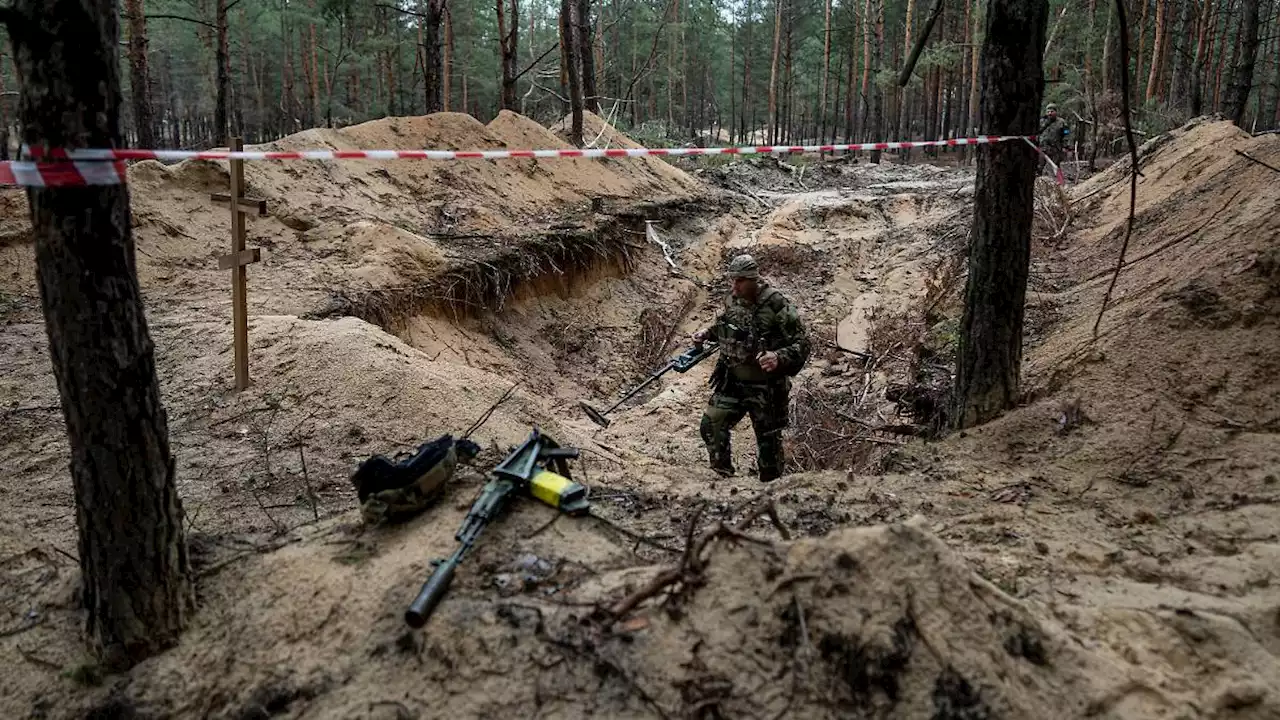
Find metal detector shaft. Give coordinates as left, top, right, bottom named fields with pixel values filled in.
left=597, top=363, right=674, bottom=416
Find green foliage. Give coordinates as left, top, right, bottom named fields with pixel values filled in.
left=0, top=0, right=1268, bottom=153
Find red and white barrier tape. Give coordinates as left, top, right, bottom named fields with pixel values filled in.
left=1021, top=137, right=1067, bottom=185
left=0, top=135, right=1041, bottom=187
left=0, top=159, right=128, bottom=187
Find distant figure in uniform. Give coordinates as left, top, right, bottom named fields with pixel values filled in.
left=692, top=255, right=810, bottom=482
left=1038, top=103, right=1070, bottom=175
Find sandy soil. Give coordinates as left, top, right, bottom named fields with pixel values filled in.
left=1, top=114, right=1277, bottom=719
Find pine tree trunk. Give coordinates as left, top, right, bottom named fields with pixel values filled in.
left=1144, top=0, right=1166, bottom=102
left=498, top=0, right=519, bottom=110
left=742, top=0, right=753, bottom=141
left=595, top=0, right=605, bottom=107
left=1270, top=14, right=1280, bottom=128
left=1190, top=0, right=1213, bottom=114
left=123, top=0, right=153, bottom=148
left=309, top=12, right=320, bottom=123
left=872, top=0, right=884, bottom=158
left=967, top=0, right=980, bottom=134
left=578, top=0, right=598, bottom=113
left=561, top=0, right=585, bottom=144
left=821, top=0, right=832, bottom=144
left=1213, top=1, right=1233, bottom=109
left=844, top=1, right=857, bottom=140
left=1224, top=0, right=1261, bottom=124
left=1168, top=0, right=1193, bottom=113
left=768, top=0, right=782, bottom=144
left=1136, top=0, right=1150, bottom=99
left=5, top=0, right=192, bottom=669
left=423, top=0, right=445, bottom=113
left=861, top=0, right=872, bottom=139
left=952, top=0, right=1048, bottom=430
left=215, top=0, right=230, bottom=141
left=443, top=7, right=452, bottom=111
left=899, top=0, right=916, bottom=145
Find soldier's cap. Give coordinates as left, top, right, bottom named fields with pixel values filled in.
left=726, top=254, right=759, bottom=279
left=1046, top=103, right=1058, bottom=112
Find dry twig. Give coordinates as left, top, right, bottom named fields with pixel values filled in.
left=1234, top=149, right=1280, bottom=174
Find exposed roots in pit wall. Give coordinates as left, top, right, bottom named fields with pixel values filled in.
left=317, top=229, right=640, bottom=333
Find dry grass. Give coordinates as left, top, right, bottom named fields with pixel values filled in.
left=1033, top=177, right=1073, bottom=247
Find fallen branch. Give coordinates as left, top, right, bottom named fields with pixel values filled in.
left=1235, top=149, right=1280, bottom=174
left=606, top=503, right=775, bottom=622
left=735, top=499, right=792, bottom=540
left=462, top=383, right=519, bottom=440
left=897, top=0, right=945, bottom=86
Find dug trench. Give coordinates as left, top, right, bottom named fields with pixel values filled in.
left=2, top=114, right=1279, bottom=719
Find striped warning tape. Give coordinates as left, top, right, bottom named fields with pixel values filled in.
left=0, top=135, right=1040, bottom=187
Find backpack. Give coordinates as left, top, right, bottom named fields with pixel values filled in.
left=351, top=434, right=481, bottom=525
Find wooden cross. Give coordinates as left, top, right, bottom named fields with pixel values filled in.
left=213, top=136, right=266, bottom=391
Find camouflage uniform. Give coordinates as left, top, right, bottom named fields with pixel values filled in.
left=1038, top=105, right=1069, bottom=172
left=698, top=255, right=811, bottom=482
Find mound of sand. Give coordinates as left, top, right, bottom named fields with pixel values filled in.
left=72, top=110, right=708, bottom=325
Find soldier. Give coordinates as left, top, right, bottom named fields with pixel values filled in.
left=1037, top=103, right=1070, bottom=174
left=692, top=255, right=810, bottom=482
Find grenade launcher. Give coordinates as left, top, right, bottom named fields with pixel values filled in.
left=404, top=427, right=589, bottom=628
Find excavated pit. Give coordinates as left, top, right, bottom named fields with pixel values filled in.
left=3, top=116, right=1279, bottom=720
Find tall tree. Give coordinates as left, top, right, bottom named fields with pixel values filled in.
left=767, top=0, right=782, bottom=143
left=497, top=0, right=519, bottom=110
left=123, top=0, right=154, bottom=147
left=1223, top=0, right=1261, bottom=125
left=561, top=0, right=585, bottom=143
left=820, top=0, right=832, bottom=142
left=423, top=0, right=447, bottom=113
left=952, top=0, right=1048, bottom=429
left=215, top=0, right=233, bottom=141
left=578, top=0, right=598, bottom=112
left=2, top=0, right=192, bottom=668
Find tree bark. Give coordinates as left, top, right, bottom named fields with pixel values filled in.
left=898, top=0, right=916, bottom=144
left=1144, top=0, right=1166, bottom=102
left=768, top=0, right=782, bottom=144
left=578, top=0, right=598, bottom=113
left=215, top=0, right=229, bottom=142
left=1168, top=0, right=1193, bottom=113
left=443, top=5, right=452, bottom=111
left=742, top=0, right=753, bottom=141
left=561, top=0, right=584, bottom=144
left=821, top=0, right=832, bottom=143
left=4, top=0, right=192, bottom=669
left=497, top=0, right=519, bottom=110
left=422, top=0, right=445, bottom=113
left=123, top=0, right=154, bottom=147
left=308, top=5, right=320, bottom=124
left=952, top=0, right=1048, bottom=430
left=1190, top=0, right=1213, bottom=115
left=1224, top=0, right=1261, bottom=125
left=962, top=0, right=972, bottom=131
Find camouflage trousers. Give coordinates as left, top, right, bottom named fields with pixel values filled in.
left=699, top=379, right=790, bottom=482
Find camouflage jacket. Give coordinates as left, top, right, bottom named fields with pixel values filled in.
left=1038, top=116, right=1069, bottom=148
left=707, top=283, right=811, bottom=384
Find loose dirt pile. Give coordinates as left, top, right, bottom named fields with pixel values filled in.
left=2, top=116, right=1278, bottom=719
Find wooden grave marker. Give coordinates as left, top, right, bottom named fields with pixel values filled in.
left=213, top=137, right=266, bottom=391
